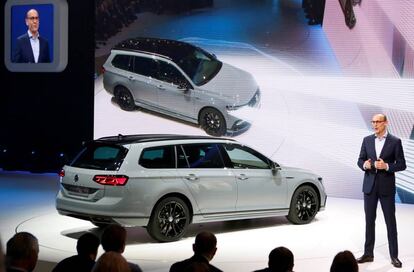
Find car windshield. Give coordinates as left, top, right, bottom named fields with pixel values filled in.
left=176, top=47, right=222, bottom=86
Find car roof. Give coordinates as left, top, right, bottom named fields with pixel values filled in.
left=113, top=37, right=197, bottom=62
left=95, top=134, right=236, bottom=145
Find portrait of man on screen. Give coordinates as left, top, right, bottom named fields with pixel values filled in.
left=12, top=8, right=51, bottom=63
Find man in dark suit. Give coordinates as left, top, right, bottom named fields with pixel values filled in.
left=170, top=231, right=223, bottom=272
left=12, top=9, right=50, bottom=63
left=357, top=114, right=406, bottom=268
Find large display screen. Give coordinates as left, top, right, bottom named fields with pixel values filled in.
left=94, top=1, right=414, bottom=202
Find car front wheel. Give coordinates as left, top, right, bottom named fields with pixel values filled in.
left=147, top=197, right=190, bottom=242
left=287, top=185, right=319, bottom=224
left=199, top=108, right=227, bottom=136
left=115, top=87, right=135, bottom=111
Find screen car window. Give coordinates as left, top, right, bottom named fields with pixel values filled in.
left=71, top=143, right=128, bottom=171
left=223, top=144, right=270, bottom=169
left=112, top=55, right=132, bottom=72
left=179, top=144, right=225, bottom=168
left=133, top=56, right=158, bottom=77
left=139, top=145, right=175, bottom=169
left=157, top=61, right=189, bottom=87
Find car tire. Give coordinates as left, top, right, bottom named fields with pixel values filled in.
left=115, top=87, right=135, bottom=111
left=147, top=197, right=190, bottom=242
left=287, top=185, right=319, bottom=224
left=199, top=107, right=227, bottom=137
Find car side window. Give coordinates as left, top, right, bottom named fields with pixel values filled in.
left=139, top=145, right=175, bottom=169
left=112, top=55, right=133, bottom=72
left=133, top=56, right=158, bottom=77
left=223, top=144, right=270, bottom=169
left=179, top=144, right=225, bottom=168
left=157, top=61, right=191, bottom=88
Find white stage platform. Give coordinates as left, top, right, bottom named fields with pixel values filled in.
left=0, top=171, right=413, bottom=272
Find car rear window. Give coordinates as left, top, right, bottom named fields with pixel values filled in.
left=70, top=143, right=128, bottom=171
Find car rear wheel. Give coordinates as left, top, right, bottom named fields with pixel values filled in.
left=287, top=185, right=319, bottom=224
left=115, top=87, right=135, bottom=111
left=199, top=108, right=226, bottom=136
left=147, top=197, right=190, bottom=242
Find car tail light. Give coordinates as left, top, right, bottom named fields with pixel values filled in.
left=101, top=66, right=106, bottom=74
left=93, top=175, right=128, bottom=186
left=59, top=169, right=65, bottom=177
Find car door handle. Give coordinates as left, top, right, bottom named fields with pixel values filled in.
left=185, top=174, right=198, bottom=181
left=157, top=85, right=165, bottom=90
left=237, top=174, right=248, bottom=180
left=128, top=76, right=135, bottom=81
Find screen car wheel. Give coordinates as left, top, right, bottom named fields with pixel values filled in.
left=115, top=87, right=135, bottom=111
left=199, top=107, right=227, bottom=136
left=147, top=197, right=190, bottom=242
left=287, top=185, right=319, bottom=224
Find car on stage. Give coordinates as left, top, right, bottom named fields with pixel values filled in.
left=56, top=134, right=327, bottom=242
left=102, top=37, right=260, bottom=137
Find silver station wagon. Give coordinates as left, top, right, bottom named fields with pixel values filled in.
left=102, top=38, right=260, bottom=136
left=56, top=135, right=327, bottom=242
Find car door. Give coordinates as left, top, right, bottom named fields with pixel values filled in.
left=222, top=143, right=287, bottom=211
left=154, top=60, right=196, bottom=119
left=176, top=143, right=237, bottom=214
left=130, top=55, right=160, bottom=107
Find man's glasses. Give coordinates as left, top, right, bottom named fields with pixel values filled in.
left=27, top=16, right=39, bottom=21
left=371, top=120, right=385, bottom=124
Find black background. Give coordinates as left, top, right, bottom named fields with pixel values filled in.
left=0, top=0, right=95, bottom=171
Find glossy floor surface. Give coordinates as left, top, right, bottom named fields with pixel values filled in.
left=1, top=171, right=413, bottom=272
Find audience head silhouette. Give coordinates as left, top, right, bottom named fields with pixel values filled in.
left=268, top=246, right=294, bottom=272
left=330, top=250, right=358, bottom=272
left=6, top=232, right=39, bottom=272
left=101, top=225, right=127, bottom=253
left=193, top=231, right=217, bottom=261
left=77, top=232, right=100, bottom=259
left=92, top=251, right=131, bottom=272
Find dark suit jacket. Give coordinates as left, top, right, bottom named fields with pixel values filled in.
left=357, top=133, right=406, bottom=195
left=52, top=255, right=95, bottom=272
left=12, top=33, right=50, bottom=63
left=170, top=254, right=223, bottom=272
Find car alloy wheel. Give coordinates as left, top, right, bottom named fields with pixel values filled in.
left=199, top=108, right=226, bottom=136
left=115, top=87, right=135, bottom=111
left=148, top=197, right=190, bottom=242
left=287, top=185, right=319, bottom=224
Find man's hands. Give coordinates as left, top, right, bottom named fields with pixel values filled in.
left=363, top=158, right=388, bottom=170
left=375, top=158, right=388, bottom=170
left=363, top=159, right=372, bottom=169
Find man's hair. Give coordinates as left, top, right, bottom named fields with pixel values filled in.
left=101, top=225, right=126, bottom=253
left=268, top=246, right=294, bottom=272
left=330, top=250, right=358, bottom=272
left=6, top=232, right=38, bottom=261
left=193, top=231, right=217, bottom=255
left=76, top=233, right=100, bottom=256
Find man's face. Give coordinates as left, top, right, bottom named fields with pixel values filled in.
left=25, top=9, right=39, bottom=35
left=371, top=114, right=387, bottom=135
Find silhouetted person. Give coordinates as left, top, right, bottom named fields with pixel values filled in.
left=254, top=246, right=294, bottom=272
left=92, top=252, right=130, bottom=272
left=170, top=231, right=223, bottom=272
left=6, top=232, right=39, bottom=272
left=101, top=225, right=142, bottom=272
left=330, top=250, right=358, bottom=272
left=53, top=232, right=100, bottom=272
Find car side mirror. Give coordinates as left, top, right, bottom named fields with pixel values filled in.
left=271, top=162, right=281, bottom=175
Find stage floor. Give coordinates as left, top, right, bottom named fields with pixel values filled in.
left=0, top=171, right=413, bottom=272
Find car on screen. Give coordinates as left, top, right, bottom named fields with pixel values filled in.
left=56, top=134, right=327, bottom=242
left=102, top=37, right=260, bottom=137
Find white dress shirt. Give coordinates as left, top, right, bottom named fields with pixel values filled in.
left=28, top=30, right=40, bottom=63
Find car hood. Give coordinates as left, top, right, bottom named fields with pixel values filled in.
left=200, top=63, right=258, bottom=105
left=281, top=166, right=319, bottom=178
